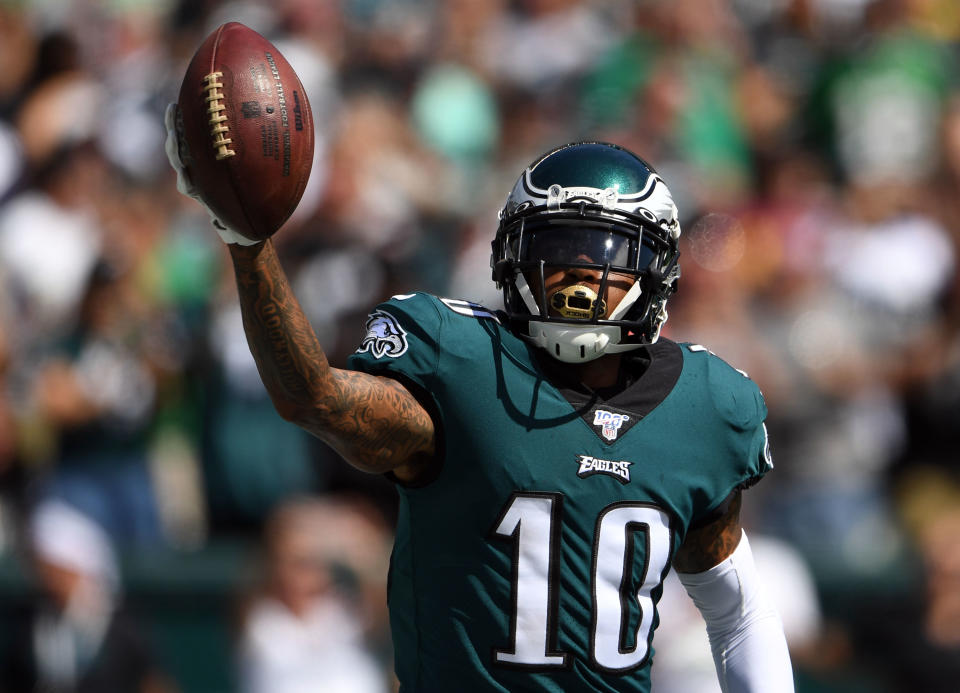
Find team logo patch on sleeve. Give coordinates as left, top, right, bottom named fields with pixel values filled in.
left=357, top=310, right=408, bottom=358
left=576, top=455, right=632, bottom=484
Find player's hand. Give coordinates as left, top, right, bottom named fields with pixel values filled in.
left=164, top=103, right=261, bottom=246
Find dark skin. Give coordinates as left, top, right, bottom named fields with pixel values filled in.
left=230, top=241, right=742, bottom=573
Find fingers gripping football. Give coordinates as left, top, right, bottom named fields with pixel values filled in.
left=165, top=103, right=261, bottom=246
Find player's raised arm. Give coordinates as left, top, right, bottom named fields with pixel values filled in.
left=163, top=22, right=435, bottom=481
left=228, top=241, right=435, bottom=481
left=164, top=113, right=434, bottom=478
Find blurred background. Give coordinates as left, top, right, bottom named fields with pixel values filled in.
left=0, top=0, right=959, bottom=691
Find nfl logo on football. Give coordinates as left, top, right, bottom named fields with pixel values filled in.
left=593, top=410, right=629, bottom=442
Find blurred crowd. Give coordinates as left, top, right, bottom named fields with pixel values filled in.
left=1, top=0, right=960, bottom=691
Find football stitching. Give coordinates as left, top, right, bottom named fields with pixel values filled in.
left=202, top=71, right=235, bottom=160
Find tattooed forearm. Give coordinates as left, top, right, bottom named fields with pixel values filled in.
left=673, top=491, right=743, bottom=573
left=231, top=242, right=333, bottom=410
left=229, top=243, right=435, bottom=476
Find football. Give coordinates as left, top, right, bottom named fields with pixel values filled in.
left=175, top=22, right=314, bottom=240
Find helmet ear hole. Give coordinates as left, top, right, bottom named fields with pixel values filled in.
left=637, top=208, right=658, bottom=224
left=492, top=259, right=512, bottom=284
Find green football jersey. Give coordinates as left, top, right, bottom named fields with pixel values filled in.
left=347, top=293, right=772, bottom=693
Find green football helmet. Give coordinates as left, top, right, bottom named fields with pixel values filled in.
left=491, top=142, right=682, bottom=363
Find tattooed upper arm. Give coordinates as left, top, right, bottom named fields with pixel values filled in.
left=673, top=490, right=743, bottom=574
left=311, top=369, right=436, bottom=480
left=229, top=242, right=436, bottom=481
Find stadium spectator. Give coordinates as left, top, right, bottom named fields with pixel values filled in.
left=236, top=496, right=391, bottom=693
left=0, top=499, right=176, bottom=693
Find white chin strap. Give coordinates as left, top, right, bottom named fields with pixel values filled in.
left=515, top=275, right=645, bottom=363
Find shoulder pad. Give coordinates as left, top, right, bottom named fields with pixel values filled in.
left=348, top=292, right=507, bottom=393
left=353, top=292, right=442, bottom=360
left=370, top=291, right=444, bottom=324
left=683, top=343, right=766, bottom=431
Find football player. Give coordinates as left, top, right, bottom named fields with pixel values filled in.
left=166, top=105, right=793, bottom=692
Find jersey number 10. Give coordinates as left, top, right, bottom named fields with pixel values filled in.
left=492, top=492, right=673, bottom=673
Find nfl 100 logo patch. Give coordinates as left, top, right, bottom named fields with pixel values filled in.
left=592, top=409, right=630, bottom=442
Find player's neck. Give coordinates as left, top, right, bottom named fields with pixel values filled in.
left=539, top=352, right=624, bottom=392
left=573, top=354, right=623, bottom=391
